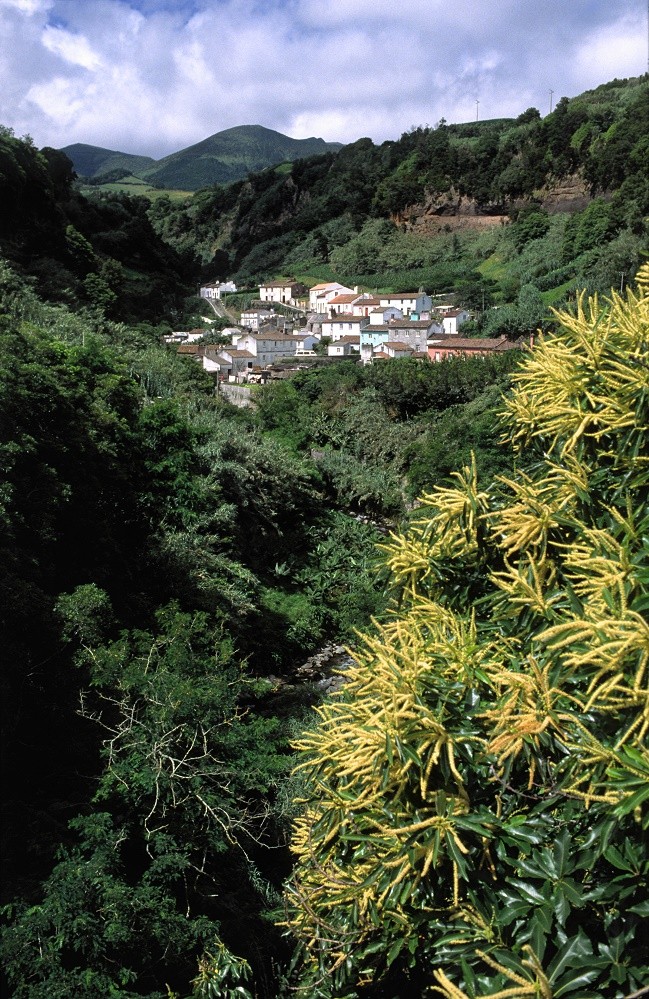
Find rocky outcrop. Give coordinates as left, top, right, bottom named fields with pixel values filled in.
left=395, top=174, right=594, bottom=235
left=395, top=188, right=508, bottom=235
left=536, top=174, right=592, bottom=214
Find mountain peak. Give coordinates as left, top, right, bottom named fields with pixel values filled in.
left=62, top=125, right=343, bottom=191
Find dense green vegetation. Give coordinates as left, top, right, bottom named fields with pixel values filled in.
left=285, top=271, right=649, bottom=998
left=0, top=125, right=193, bottom=324
left=254, top=352, right=522, bottom=515
left=0, top=249, right=519, bottom=996
left=1, top=73, right=648, bottom=999
left=0, top=261, right=392, bottom=997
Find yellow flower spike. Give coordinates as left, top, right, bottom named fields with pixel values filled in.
left=521, top=945, right=552, bottom=999
left=430, top=969, right=472, bottom=999
left=452, top=861, right=460, bottom=907
left=490, top=551, right=558, bottom=615
left=474, top=950, right=531, bottom=988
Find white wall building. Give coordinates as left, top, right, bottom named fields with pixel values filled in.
left=378, top=291, right=432, bottom=316
left=369, top=307, right=403, bottom=326
left=235, top=330, right=301, bottom=366
left=309, top=282, right=356, bottom=313
left=441, top=309, right=471, bottom=335
left=320, top=315, right=370, bottom=341
left=199, top=281, right=237, bottom=300
left=259, top=280, right=306, bottom=305
left=240, top=309, right=274, bottom=330
left=327, top=335, right=360, bottom=356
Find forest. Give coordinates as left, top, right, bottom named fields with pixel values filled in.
left=0, top=74, right=648, bottom=999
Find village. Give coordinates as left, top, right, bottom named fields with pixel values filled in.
left=166, top=277, right=524, bottom=384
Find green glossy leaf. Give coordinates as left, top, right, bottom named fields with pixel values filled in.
left=548, top=929, right=594, bottom=982
left=446, top=830, right=469, bottom=878
left=604, top=845, right=635, bottom=872
left=553, top=966, right=601, bottom=996
left=553, top=887, right=570, bottom=926
left=507, top=878, right=547, bottom=905
left=529, top=911, right=549, bottom=961
left=386, top=938, right=403, bottom=968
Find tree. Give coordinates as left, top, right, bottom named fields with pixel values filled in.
left=283, top=267, right=649, bottom=997
left=1, top=606, right=289, bottom=999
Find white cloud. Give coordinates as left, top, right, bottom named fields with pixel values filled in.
left=26, top=76, right=86, bottom=126
left=0, top=0, right=645, bottom=157
left=573, top=13, right=647, bottom=86
left=42, top=25, right=104, bottom=70
left=3, top=0, right=53, bottom=13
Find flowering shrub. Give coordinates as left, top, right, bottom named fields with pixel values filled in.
left=284, top=267, right=649, bottom=997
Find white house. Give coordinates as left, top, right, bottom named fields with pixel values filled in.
left=369, top=307, right=403, bottom=326
left=175, top=343, right=260, bottom=382
left=327, top=335, right=360, bottom=357
left=259, top=280, right=306, bottom=306
left=199, top=281, right=237, bottom=300
left=235, top=330, right=302, bottom=366
left=441, top=309, right=471, bottom=335
left=320, top=314, right=370, bottom=341
left=309, top=282, right=356, bottom=313
left=240, top=309, right=274, bottom=330
left=326, top=292, right=379, bottom=316
left=378, top=291, right=432, bottom=316
left=326, top=293, right=360, bottom=315
left=217, top=347, right=257, bottom=379
left=200, top=348, right=231, bottom=376
left=351, top=296, right=382, bottom=316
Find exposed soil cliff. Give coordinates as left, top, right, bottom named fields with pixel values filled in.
left=395, top=174, right=593, bottom=236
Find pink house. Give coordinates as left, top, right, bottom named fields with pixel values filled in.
left=427, top=335, right=521, bottom=362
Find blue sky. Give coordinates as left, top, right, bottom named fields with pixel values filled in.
left=1, top=0, right=646, bottom=158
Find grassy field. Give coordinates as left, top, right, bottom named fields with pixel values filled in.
left=77, top=175, right=193, bottom=202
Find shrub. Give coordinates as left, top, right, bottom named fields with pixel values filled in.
left=283, top=268, right=649, bottom=997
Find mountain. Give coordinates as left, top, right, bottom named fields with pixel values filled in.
left=61, top=142, right=156, bottom=179
left=62, top=126, right=344, bottom=191
left=141, top=125, right=344, bottom=189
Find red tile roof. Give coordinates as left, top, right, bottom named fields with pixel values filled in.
left=323, top=314, right=367, bottom=323
left=328, top=294, right=358, bottom=304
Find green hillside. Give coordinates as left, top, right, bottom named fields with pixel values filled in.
left=61, top=142, right=156, bottom=178
left=141, top=124, right=344, bottom=189
left=148, top=75, right=648, bottom=320
left=0, top=128, right=192, bottom=323
left=62, top=126, right=344, bottom=192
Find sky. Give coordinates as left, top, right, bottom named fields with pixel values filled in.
left=1, top=0, right=647, bottom=159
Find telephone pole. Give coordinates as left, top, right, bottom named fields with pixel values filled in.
left=549, top=89, right=554, bottom=113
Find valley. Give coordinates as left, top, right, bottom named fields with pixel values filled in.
left=0, top=72, right=647, bottom=999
